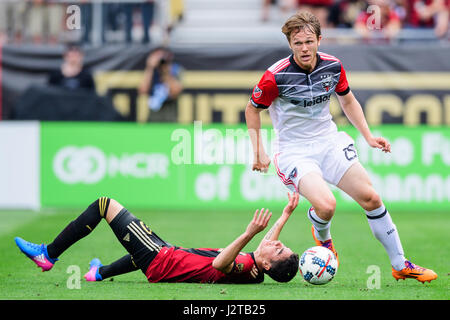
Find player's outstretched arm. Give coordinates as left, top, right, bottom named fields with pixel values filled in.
left=258, top=192, right=299, bottom=248
left=245, top=101, right=271, bottom=173
left=212, top=209, right=271, bottom=274
left=337, top=91, right=391, bottom=153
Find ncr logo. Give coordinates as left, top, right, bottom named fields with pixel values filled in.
left=52, top=146, right=169, bottom=184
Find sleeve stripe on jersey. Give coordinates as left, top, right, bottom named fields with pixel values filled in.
left=268, top=57, right=290, bottom=74
left=318, top=52, right=340, bottom=62
left=319, top=52, right=337, bottom=59
left=271, top=61, right=290, bottom=74
left=319, top=56, right=340, bottom=62
left=318, top=52, right=338, bottom=59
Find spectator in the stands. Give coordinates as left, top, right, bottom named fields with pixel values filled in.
left=48, top=44, right=96, bottom=91
left=139, top=47, right=183, bottom=122
left=123, top=1, right=155, bottom=43
left=404, top=0, right=449, bottom=38
left=354, top=0, right=402, bottom=42
left=28, top=0, right=65, bottom=44
left=261, top=0, right=297, bottom=22
left=391, top=0, right=408, bottom=23
left=296, top=0, right=334, bottom=28
left=328, top=0, right=368, bottom=28
left=0, top=1, right=26, bottom=44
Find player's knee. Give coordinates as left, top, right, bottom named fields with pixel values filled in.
left=314, top=198, right=336, bottom=221
left=95, top=197, right=111, bottom=219
left=93, top=197, right=121, bottom=221
left=360, top=191, right=382, bottom=211
left=104, top=198, right=124, bottom=223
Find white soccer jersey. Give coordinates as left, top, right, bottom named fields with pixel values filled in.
left=250, top=52, right=350, bottom=151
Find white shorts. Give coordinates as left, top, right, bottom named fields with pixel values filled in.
left=273, top=131, right=359, bottom=193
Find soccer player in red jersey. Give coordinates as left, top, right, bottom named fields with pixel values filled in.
left=15, top=194, right=300, bottom=284
left=245, top=11, right=437, bottom=283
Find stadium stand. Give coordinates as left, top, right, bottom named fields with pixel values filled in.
left=0, top=0, right=447, bottom=46
left=169, top=0, right=449, bottom=44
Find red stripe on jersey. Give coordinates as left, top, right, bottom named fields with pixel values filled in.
left=319, top=52, right=340, bottom=62
left=319, top=56, right=339, bottom=62
left=274, top=153, right=298, bottom=192
left=318, top=52, right=335, bottom=58
left=272, top=60, right=291, bottom=74
left=268, top=57, right=290, bottom=74
left=318, top=52, right=337, bottom=58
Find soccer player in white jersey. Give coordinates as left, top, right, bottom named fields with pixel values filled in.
left=245, top=11, right=437, bottom=283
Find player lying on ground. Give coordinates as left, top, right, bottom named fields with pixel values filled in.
left=245, top=11, right=437, bottom=283
left=15, top=193, right=300, bottom=284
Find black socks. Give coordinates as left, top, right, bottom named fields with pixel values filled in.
left=98, top=254, right=139, bottom=280
left=46, top=197, right=110, bottom=260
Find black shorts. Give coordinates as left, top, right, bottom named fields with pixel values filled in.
left=109, top=208, right=172, bottom=273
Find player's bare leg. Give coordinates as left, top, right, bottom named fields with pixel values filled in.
left=298, top=172, right=336, bottom=221
left=337, top=162, right=437, bottom=283
left=105, top=199, right=125, bottom=224
left=298, top=172, right=339, bottom=263
left=336, top=162, right=382, bottom=211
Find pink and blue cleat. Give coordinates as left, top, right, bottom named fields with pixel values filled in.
left=14, top=237, right=58, bottom=271
left=84, top=258, right=103, bottom=281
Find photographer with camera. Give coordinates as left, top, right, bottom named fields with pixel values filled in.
left=139, top=47, right=183, bottom=122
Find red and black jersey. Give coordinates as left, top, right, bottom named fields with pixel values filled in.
left=250, top=52, right=350, bottom=146
left=145, top=246, right=264, bottom=284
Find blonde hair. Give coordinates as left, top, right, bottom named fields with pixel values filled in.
left=281, top=12, right=321, bottom=42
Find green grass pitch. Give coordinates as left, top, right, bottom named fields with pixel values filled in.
left=0, top=204, right=448, bottom=300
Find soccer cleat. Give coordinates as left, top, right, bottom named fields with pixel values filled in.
left=14, top=237, right=58, bottom=271
left=84, top=258, right=103, bottom=281
left=392, top=260, right=437, bottom=283
left=311, top=226, right=339, bottom=266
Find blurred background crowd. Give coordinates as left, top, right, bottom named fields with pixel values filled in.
left=1, top=0, right=449, bottom=123
left=0, top=0, right=448, bottom=47
left=264, top=0, right=449, bottom=40
left=1, top=1, right=449, bottom=213
left=0, top=0, right=184, bottom=46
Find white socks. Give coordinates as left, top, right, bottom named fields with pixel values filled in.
left=308, top=207, right=331, bottom=241
left=308, top=205, right=407, bottom=271
left=365, top=205, right=406, bottom=271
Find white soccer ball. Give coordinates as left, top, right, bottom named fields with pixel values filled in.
left=299, top=246, right=338, bottom=285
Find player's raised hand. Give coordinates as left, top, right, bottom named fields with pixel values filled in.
left=146, top=49, right=166, bottom=69
left=246, top=208, right=272, bottom=236
left=283, top=192, right=300, bottom=216
left=367, top=136, right=391, bottom=153
left=252, top=152, right=271, bottom=173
